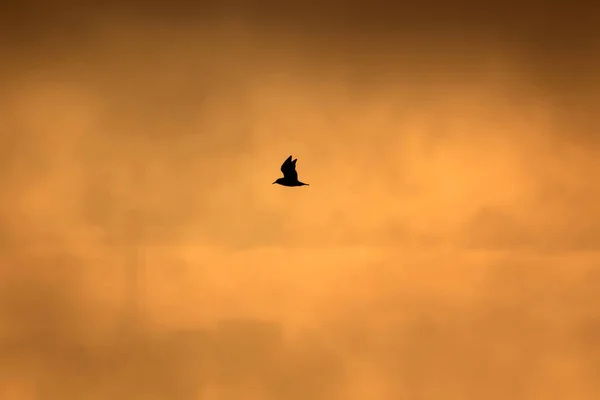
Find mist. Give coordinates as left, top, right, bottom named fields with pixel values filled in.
left=0, top=2, right=599, bottom=399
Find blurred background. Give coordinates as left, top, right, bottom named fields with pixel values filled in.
left=0, top=1, right=599, bottom=399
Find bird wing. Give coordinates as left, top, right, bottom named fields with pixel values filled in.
left=280, top=156, right=298, bottom=180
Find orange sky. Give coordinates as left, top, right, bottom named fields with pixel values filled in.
left=0, top=2, right=599, bottom=399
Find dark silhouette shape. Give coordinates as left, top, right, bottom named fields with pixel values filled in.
left=273, top=156, right=309, bottom=187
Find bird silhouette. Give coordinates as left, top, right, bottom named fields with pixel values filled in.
left=273, top=156, right=309, bottom=187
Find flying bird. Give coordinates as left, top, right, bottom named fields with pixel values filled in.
left=273, top=156, right=309, bottom=187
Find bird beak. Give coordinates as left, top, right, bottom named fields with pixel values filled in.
left=272, top=181, right=276, bottom=184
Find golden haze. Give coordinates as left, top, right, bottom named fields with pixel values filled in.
left=0, top=2, right=599, bottom=399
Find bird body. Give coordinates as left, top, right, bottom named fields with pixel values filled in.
left=273, top=156, right=309, bottom=187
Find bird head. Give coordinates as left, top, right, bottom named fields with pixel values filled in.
left=273, top=178, right=283, bottom=185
